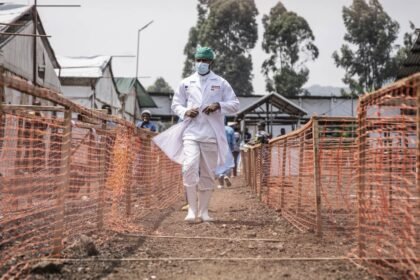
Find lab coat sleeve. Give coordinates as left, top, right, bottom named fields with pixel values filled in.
left=171, top=82, right=188, bottom=118
left=219, top=80, right=240, bottom=115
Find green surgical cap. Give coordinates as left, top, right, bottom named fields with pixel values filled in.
left=195, top=47, right=215, bottom=60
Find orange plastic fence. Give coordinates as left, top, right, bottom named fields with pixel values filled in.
left=0, top=72, right=183, bottom=278
left=242, top=117, right=357, bottom=236
left=354, top=74, right=420, bottom=279
left=242, top=74, right=420, bottom=278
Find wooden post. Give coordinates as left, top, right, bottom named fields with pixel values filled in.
left=253, top=148, right=258, bottom=194
left=144, top=134, right=153, bottom=208
left=32, top=3, right=38, bottom=86
left=97, top=120, right=107, bottom=230
left=87, top=131, right=93, bottom=194
left=241, top=151, right=246, bottom=185
left=417, top=85, right=420, bottom=200
left=297, top=136, right=304, bottom=216
left=313, top=118, right=322, bottom=237
left=280, top=139, right=287, bottom=210
left=53, top=108, right=71, bottom=255
left=0, top=71, right=4, bottom=215
left=126, top=129, right=135, bottom=217
left=247, top=150, right=251, bottom=188
left=251, top=149, right=255, bottom=191
left=358, top=105, right=367, bottom=257
left=0, top=69, right=4, bottom=147
left=0, top=70, right=4, bottom=104
left=258, top=146, right=263, bottom=199
left=264, top=143, right=272, bottom=204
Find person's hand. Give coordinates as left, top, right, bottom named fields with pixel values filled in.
left=202, top=102, right=220, bottom=115
left=185, top=108, right=199, bottom=118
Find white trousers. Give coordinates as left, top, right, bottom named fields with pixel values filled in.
left=182, top=140, right=218, bottom=190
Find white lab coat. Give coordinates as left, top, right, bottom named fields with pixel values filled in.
left=153, top=71, right=240, bottom=166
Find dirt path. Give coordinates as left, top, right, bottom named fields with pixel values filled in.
left=28, top=178, right=373, bottom=280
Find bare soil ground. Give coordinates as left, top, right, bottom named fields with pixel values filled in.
left=27, top=177, right=374, bottom=280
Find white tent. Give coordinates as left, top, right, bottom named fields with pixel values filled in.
left=57, top=55, right=122, bottom=114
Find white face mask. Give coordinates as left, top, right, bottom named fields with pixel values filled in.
left=195, top=62, right=210, bottom=75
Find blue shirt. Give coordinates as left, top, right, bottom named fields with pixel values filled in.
left=136, top=121, right=157, bottom=132
left=225, top=126, right=234, bottom=151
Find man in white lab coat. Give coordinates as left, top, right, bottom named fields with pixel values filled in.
left=170, top=46, right=240, bottom=222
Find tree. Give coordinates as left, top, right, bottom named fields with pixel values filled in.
left=147, top=77, right=173, bottom=93
left=182, top=0, right=258, bottom=95
left=395, top=22, right=418, bottom=63
left=333, top=0, right=400, bottom=95
left=261, top=2, right=318, bottom=97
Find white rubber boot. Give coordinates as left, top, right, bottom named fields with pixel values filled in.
left=184, top=186, right=198, bottom=223
left=198, top=190, right=214, bottom=222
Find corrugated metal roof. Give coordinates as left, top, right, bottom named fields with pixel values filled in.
left=0, top=4, right=32, bottom=32
left=115, top=77, right=157, bottom=108
left=147, top=93, right=356, bottom=119
left=236, top=92, right=307, bottom=118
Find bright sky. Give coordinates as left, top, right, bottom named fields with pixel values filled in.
left=9, top=0, right=420, bottom=94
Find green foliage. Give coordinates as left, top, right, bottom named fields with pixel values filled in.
left=394, top=22, right=418, bottom=65
left=182, top=0, right=258, bottom=95
left=261, top=2, right=318, bottom=97
left=333, top=0, right=400, bottom=95
left=147, top=77, right=173, bottom=93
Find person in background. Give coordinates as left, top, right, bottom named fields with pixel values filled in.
left=232, top=125, right=242, bottom=177
left=243, top=127, right=252, bottom=144
left=215, top=124, right=234, bottom=188
left=136, top=109, right=157, bottom=132
left=101, top=104, right=116, bottom=128
left=250, top=121, right=270, bottom=145
left=102, top=104, right=112, bottom=115
left=280, top=128, right=286, bottom=136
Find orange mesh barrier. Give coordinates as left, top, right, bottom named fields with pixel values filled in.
left=0, top=112, right=67, bottom=277
left=242, top=117, right=357, bottom=235
left=0, top=72, right=183, bottom=278
left=353, top=74, right=420, bottom=279
left=242, top=74, right=420, bottom=278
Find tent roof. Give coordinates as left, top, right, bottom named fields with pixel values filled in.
left=115, top=77, right=157, bottom=108
left=236, top=92, right=307, bottom=118
left=57, top=55, right=111, bottom=78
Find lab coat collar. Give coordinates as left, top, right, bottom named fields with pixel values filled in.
left=194, top=71, right=217, bottom=93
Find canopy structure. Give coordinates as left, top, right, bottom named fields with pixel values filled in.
left=235, top=92, right=307, bottom=134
